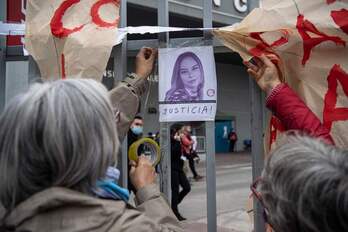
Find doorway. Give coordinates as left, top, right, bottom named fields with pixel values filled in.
left=215, top=120, right=235, bottom=153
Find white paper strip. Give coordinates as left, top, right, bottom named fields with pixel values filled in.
left=0, top=22, right=215, bottom=42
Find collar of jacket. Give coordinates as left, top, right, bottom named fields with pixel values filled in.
left=1, top=187, right=112, bottom=229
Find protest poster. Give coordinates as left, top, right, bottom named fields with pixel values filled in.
left=214, top=0, right=348, bottom=149
left=25, top=0, right=120, bottom=80
left=159, top=46, right=217, bottom=122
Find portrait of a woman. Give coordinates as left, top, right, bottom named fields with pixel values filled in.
left=165, top=52, right=205, bottom=102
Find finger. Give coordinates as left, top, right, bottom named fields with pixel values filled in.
left=253, top=57, right=264, bottom=68
left=137, top=47, right=148, bottom=58
left=130, top=166, right=136, bottom=175
left=266, top=53, right=279, bottom=62
left=247, top=68, right=257, bottom=77
left=137, top=155, right=148, bottom=166
left=243, top=60, right=258, bottom=72
left=247, top=69, right=260, bottom=81
left=129, top=160, right=137, bottom=167
left=151, top=48, right=158, bottom=60
left=144, top=48, right=153, bottom=59
left=148, top=49, right=158, bottom=62
left=259, top=54, right=275, bottom=68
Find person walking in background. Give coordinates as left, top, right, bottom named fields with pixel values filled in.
left=228, top=130, right=238, bottom=152
left=170, top=125, right=191, bottom=221
left=181, top=125, right=203, bottom=181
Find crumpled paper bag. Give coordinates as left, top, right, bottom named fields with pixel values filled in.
left=214, top=0, right=348, bottom=149
left=25, top=0, right=120, bottom=80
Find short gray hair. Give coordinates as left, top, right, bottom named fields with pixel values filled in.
left=0, top=79, right=119, bottom=210
left=260, top=135, right=348, bottom=232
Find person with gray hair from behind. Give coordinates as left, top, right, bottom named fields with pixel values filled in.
left=243, top=53, right=347, bottom=231
left=0, top=48, right=183, bottom=232
left=252, top=134, right=348, bottom=232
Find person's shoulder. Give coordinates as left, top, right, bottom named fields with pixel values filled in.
left=167, top=89, right=190, bottom=101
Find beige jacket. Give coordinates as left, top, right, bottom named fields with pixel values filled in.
left=0, top=75, right=183, bottom=232
left=1, top=185, right=182, bottom=232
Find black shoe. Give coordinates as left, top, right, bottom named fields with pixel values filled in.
left=173, top=211, right=187, bottom=221
left=177, top=214, right=187, bottom=221
left=194, top=175, right=204, bottom=181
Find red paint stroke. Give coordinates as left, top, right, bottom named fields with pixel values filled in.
left=327, top=0, right=336, bottom=4
left=296, top=14, right=346, bottom=66
left=50, top=0, right=85, bottom=38
left=61, top=54, right=66, bottom=79
left=331, top=9, right=348, bottom=35
left=269, top=115, right=285, bottom=148
left=249, top=31, right=289, bottom=57
left=323, top=64, right=348, bottom=130
left=91, top=0, right=120, bottom=28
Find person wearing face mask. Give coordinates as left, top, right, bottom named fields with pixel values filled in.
left=127, top=115, right=144, bottom=193
left=129, top=116, right=144, bottom=139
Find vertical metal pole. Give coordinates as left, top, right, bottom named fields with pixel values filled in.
left=203, top=1, right=217, bottom=232
left=115, top=0, right=128, bottom=188
left=159, top=122, right=171, bottom=200
left=249, top=79, right=266, bottom=232
left=158, top=0, right=171, bottom=201
left=204, top=121, right=217, bottom=232
left=158, top=0, right=169, bottom=45
left=0, top=0, right=6, bottom=112
left=247, top=1, right=265, bottom=232
left=0, top=49, right=5, bottom=112
left=0, top=0, right=5, bottom=50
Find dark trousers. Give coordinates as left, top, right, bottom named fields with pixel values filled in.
left=188, top=156, right=199, bottom=178
left=229, top=141, right=236, bottom=152
left=171, top=170, right=191, bottom=215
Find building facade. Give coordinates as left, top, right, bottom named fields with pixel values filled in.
left=0, top=0, right=260, bottom=152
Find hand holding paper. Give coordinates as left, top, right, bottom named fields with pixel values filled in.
left=244, top=55, right=281, bottom=95
left=135, top=47, right=158, bottom=79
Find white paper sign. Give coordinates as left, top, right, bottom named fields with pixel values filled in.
left=159, top=46, right=217, bottom=122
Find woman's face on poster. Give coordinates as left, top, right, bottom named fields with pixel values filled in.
left=179, top=56, right=202, bottom=91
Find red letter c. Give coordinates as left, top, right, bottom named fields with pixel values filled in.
left=91, top=0, right=120, bottom=28
left=50, top=0, right=85, bottom=38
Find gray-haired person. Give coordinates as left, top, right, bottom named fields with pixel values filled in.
left=0, top=48, right=183, bottom=232
left=243, top=54, right=341, bottom=232
left=253, top=135, right=348, bottom=232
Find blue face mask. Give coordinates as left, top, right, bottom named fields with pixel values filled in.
left=131, top=126, right=143, bottom=135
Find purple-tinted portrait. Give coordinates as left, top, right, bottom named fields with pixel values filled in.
left=165, top=52, right=205, bottom=102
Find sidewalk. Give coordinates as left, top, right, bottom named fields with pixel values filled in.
left=182, top=209, right=252, bottom=232
left=180, top=152, right=252, bottom=232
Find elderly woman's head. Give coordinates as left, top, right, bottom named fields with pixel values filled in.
left=0, top=79, right=119, bottom=210
left=259, top=135, right=348, bottom=232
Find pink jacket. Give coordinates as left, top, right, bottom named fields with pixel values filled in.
left=181, top=133, right=193, bottom=155
left=266, top=84, right=335, bottom=145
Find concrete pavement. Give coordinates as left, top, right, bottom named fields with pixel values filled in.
left=180, top=152, right=252, bottom=232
